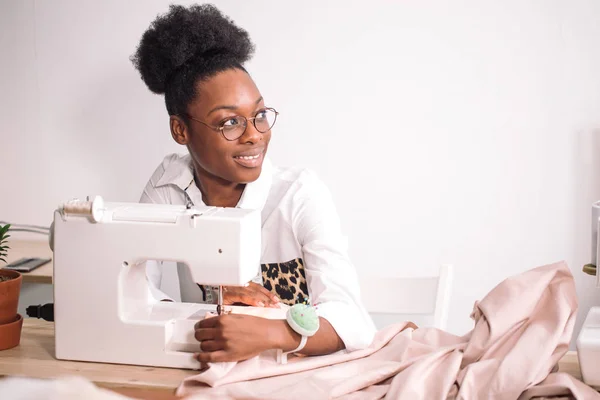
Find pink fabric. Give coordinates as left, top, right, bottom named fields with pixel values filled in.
left=177, top=261, right=600, bottom=399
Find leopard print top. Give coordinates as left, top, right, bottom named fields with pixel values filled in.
left=261, top=258, right=308, bottom=305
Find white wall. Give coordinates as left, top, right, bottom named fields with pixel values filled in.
left=2, top=0, right=600, bottom=346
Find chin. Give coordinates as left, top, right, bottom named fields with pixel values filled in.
left=234, top=167, right=263, bottom=184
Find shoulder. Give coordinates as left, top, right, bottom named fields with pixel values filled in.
left=144, top=152, right=194, bottom=190
left=271, top=164, right=331, bottom=199
left=266, top=163, right=337, bottom=223
left=149, top=153, right=191, bottom=184
left=266, top=164, right=343, bottom=246
left=140, top=153, right=192, bottom=203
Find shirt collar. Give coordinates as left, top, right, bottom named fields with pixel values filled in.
left=155, top=154, right=272, bottom=210
left=155, top=154, right=195, bottom=192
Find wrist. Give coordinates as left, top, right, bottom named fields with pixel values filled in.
left=267, top=319, right=301, bottom=352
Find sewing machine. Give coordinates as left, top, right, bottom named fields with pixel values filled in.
left=50, top=195, right=264, bottom=369
left=576, top=201, right=600, bottom=388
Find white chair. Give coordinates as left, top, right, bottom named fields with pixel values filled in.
left=358, top=264, right=453, bottom=330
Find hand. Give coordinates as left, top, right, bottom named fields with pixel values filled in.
left=222, top=282, right=280, bottom=308
left=194, top=314, right=278, bottom=363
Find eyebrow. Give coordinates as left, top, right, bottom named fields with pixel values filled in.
left=207, top=96, right=264, bottom=116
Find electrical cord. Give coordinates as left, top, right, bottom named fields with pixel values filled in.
left=3, top=228, right=49, bottom=235
left=3, top=223, right=54, bottom=322
left=0, top=221, right=50, bottom=236
left=26, top=303, right=54, bottom=321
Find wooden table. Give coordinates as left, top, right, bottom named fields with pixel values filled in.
left=3, top=239, right=53, bottom=284
left=0, top=319, right=588, bottom=399
left=0, top=319, right=196, bottom=398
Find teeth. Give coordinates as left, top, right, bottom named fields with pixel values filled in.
left=236, top=154, right=260, bottom=160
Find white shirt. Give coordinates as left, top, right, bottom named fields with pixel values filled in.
left=140, top=153, right=376, bottom=351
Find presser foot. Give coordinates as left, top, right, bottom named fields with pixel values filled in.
left=215, top=304, right=231, bottom=316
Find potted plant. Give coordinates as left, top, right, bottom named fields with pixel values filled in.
left=0, top=223, right=24, bottom=350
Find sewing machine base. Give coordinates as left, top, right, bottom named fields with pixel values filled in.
left=576, top=306, right=600, bottom=388
left=54, top=302, right=287, bottom=369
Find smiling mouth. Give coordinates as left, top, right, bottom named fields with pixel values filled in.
left=234, top=154, right=261, bottom=160
left=233, top=151, right=264, bottom=168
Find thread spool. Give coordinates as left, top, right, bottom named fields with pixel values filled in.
left=60, top=195, right=104, bottom=222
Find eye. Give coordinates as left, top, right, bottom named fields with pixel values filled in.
left=221, top=117, right=240, bottom=127
left=255, top=110, right=268, bottom=119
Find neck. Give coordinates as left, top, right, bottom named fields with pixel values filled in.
left=192, top=165, right=245, bottom=208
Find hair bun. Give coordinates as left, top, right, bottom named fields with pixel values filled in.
left=131, top=4, right=255, bottom=94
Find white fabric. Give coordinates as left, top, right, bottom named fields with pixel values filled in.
left=139, top=153, right=376, bottom=351
left=0, top=376, right=131, bottom=400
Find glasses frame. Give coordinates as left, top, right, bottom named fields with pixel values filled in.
left=183, top=107, right=279, bottom=141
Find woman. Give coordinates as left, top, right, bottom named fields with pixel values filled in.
left=131, top=4, right=375, bottom=364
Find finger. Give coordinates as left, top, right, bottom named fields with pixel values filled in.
left=226, top=284, right=268, bottom=307
left=239, top=290, right=273, bottom=307
left=194, top=327, right=218, bottom=342
left=195, top=317, right=217, bottom=330
left=250, top=283, right=280, bottom=304
left=199, top=339, right=223, bottom=352
left=195, top=350, right=229, bottom=363
left=224, top=284, right=279, bottom=307
left=223, top=287, right=254, bottom=305
left=256, top=290, right=280, bottom=307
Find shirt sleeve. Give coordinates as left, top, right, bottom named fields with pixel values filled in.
left=292, top=171, right=376, bottom=351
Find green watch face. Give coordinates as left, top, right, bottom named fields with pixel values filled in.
left=289, top=303, right=319, bottom=332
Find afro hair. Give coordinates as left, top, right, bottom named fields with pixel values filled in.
left=131, top=4, right=255, bottom=116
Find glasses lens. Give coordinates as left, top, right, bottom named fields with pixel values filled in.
left=222, top=116, right=247, bottom=141
left=254, top=109, right=277, bottom=133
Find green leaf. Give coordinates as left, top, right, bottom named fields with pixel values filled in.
left=0, top=224, right=10, bottom=236
left=0, top=258, right=6, bottom=263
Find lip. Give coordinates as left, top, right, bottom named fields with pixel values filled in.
left=233, top=149, right=265, bottom=168
left=234, top=148, right=265, bottom=157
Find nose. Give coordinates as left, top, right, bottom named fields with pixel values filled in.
left=239, top=119, right=263, bottom=144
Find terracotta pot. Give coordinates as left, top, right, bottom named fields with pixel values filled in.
left=0, top=269, right=22, bottom=325
left=0, top=313, right=23, bottom=350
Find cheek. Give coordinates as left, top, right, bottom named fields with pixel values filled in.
left=189, top=134, right=234, bottom=174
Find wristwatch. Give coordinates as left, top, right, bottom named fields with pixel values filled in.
left=277, top=303, right=320, bottom=364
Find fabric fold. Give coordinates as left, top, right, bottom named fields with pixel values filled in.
left=177, top=261, right=600, bottom=400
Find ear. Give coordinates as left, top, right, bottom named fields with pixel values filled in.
left=170, top=115, right=189, bottom=145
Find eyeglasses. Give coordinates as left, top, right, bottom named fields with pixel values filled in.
left=184, top=107, right=279, bottom=141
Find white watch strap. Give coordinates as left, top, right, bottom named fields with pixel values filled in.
left=277, top=335, right=307, bottom=365
left=290, top=335, right=308, bottom=353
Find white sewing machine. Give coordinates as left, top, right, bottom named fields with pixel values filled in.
left=50, top=195, right=266, bottom=369
left=576, top=201, right=600, bottom=388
